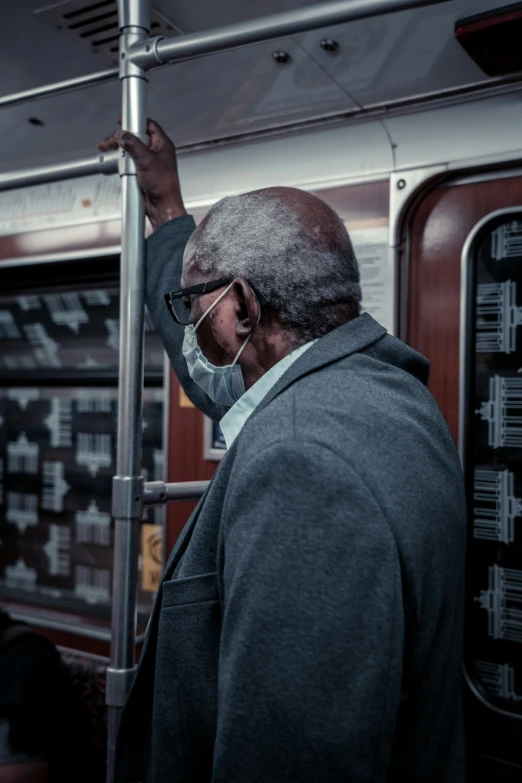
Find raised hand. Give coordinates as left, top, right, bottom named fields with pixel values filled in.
left=99, top=118, right=187, bottom=230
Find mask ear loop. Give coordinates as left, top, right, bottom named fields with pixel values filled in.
left=231, top=292, right=261, bottom=368
left=194, top=282, right=234, bottom=332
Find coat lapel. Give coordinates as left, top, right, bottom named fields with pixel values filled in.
left=139, top=478, right=214, bottom=657
left=134, top=445, right=232, bottom=667
left=163, top=482, right=213, bottom=580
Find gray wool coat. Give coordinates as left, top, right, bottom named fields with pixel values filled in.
left=115, top=216, right=467, bottom=783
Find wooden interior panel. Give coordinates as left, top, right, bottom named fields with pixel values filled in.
left=409, top=176, right=522, bottom=444
left=0, top=220, right=121, bottom=260
left=316, top=180, right=390, bottom=225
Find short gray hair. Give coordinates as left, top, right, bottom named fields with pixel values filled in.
left=185, top=190, right=362, bottom=344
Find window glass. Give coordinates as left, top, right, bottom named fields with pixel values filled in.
left=464, top=215, right=522, bottom=715
left=0, top=386, right=163, bottom=618
left=0, top=288, right=163, bottom=376
left=0, top=280, right=165, bottom=624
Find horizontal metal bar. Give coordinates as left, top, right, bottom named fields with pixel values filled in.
left=9, top=609, right=146, bottom=644
left=57, top=646, right=109, bottom=665
left=166, top=479, right=210, bottom=500
left=0, top=68, right=119, bottom=109
left=143, top=480, right=210, bottom=505
left=131, top=0, right=451, bottom=68
left=0, top=247, right=121, bottom=269
left=0, top=151, right=119, bottom=193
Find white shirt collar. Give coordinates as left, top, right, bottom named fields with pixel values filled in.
left=219, top=339, right=318, bottom=449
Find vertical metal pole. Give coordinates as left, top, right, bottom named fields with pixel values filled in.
left=161, top=352, right=171, bottom=572
left=106, top=2, right=151, bottom=782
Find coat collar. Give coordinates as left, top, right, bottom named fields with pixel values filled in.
left=253, top=313, right=386, bottom=418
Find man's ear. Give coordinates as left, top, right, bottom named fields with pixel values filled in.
left=233, top=277, right=259, bottom=337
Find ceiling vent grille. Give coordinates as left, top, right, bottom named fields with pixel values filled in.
left=34, top=0, right=181, bottom=64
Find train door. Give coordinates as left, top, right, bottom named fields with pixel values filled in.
left=406, top=172, right=522, bottom=782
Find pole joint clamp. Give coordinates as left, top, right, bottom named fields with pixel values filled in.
left=112, top=475, right=144, bottom=519
left=105, top=666, right=136, bottom=707
left=127, top=36, right=166, bottom=70
left=119, top=29, right=149, bottom=81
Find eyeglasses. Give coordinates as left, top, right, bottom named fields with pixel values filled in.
left=164, top=278, right=269, bottom=326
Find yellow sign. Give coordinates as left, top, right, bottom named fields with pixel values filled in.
left=140, top=524, right=163, bottom=592
left=179, top=386, right=195, bottom=408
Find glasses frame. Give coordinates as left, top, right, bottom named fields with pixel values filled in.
left=164, top=277, right=270, bottom=326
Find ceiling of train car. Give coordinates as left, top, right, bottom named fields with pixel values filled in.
left=0, top=0, right=515, bottom=172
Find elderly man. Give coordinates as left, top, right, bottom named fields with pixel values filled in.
left=99, top=121, right=467, bottom=783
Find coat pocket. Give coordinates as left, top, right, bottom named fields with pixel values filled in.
left=154, top=571, right=220, bottom=781
left=161, top=571, right=219, bottom=608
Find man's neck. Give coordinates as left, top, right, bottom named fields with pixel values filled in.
left=241, top=330, right=304, bottom=391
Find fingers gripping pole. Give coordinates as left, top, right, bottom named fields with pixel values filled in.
left=106, top=2, right=151, bottom=782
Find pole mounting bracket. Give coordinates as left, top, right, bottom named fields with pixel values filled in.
left=106, top=666, right=137, bottom=708
left=112, top=475, right=145, bottom=519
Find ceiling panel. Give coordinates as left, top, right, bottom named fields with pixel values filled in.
left=5, top=0, right=118, bottom=92
left=385, top=89, right=522, bottom=169
left=0, top=0, right=517, bottom=173
left=295, top=0, right=508, bottom=107
left=150, top=38, right=354, bottom=141
left=0, top=37, right=353, bottom=172
left=152, top=0, right=335, bottom=33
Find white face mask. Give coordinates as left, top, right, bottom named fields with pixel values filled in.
left=182, top=282, right=258, bottom=407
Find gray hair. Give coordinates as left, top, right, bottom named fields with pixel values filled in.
left=185, top=190, right=362, bottom=344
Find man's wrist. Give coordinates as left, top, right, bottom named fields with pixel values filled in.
left=148, top=202, right=188, bottom=231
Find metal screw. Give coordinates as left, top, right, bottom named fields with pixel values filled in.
left=272, top=51, right=291, bottom=64
left=159, top=492, right=166, bottom=500
left=397, top=179, right=406, bottom=190
left=135, top=494, right=141, bottom=501
left=121, top=52, right=126, bottom=59
left=146, top=45, right=151, bottom=52
left=320, top=39, right=339, bottom=53
left=121, top=150, right=126, bottom=157
left=99, top=155, right=104, bottom=163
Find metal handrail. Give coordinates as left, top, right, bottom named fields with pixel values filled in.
left=148, top=0, right=451, bottom=68
left=9, top=609, right=146, bottom=645
left=0, top=68, right=118, bottom=109
left=0, top=151, right=119, bottom=192
left=143, top=480, right=210, bottom=504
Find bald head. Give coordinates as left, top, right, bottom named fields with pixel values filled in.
left=185, top=187, right=348, bottom=273
left=183, top=185, right=361, bottom=343
left=261, top=185, right=342, bottom=224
